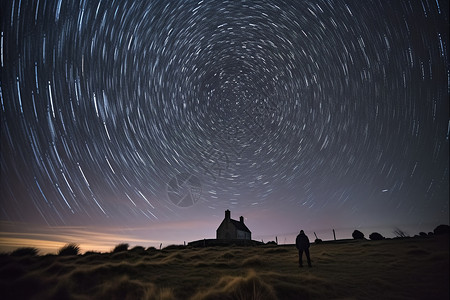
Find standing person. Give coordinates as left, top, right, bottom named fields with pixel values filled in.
left=296, top=230, right=312, bottom=267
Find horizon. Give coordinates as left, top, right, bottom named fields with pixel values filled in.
left=0, top=215, right=444, bottom=254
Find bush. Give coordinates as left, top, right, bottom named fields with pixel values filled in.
left=58, top=243, right=80, bottom=256
left=352, top=230, right=365, bottom=240
left=11, top=247, right=39, bottom=257
left=130, top=246, right=146, bottom=255
left=433, top=224, right=449, bottom=235
left=419, top=232, right=427, bottom=237
left=369, top=232, right=384, bottom=240
left=146, top=246, right=157, bottom=252
left=113, top=243, right=129, bottom=253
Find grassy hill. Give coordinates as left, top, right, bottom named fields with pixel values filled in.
left=0, top=236, right=448, bottom=299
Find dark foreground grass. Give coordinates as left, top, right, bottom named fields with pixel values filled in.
left=0, top=236, right=448, bottom=299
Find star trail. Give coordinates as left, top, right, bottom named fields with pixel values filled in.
left=0, top=0, right=448, bottom=252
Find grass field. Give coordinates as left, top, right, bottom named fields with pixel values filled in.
left=0, top=235, right=448, bottom=299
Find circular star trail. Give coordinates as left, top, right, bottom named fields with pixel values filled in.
left=1, top=0, right=448, bottom=233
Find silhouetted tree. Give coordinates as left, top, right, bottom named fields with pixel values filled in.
left=433, top=224, right=449, bottom=235
left=369, top=232, right=384, bottom=240
left=352, top=230, right=365, bottom=239
left=419, top=232, right=428, bottom=237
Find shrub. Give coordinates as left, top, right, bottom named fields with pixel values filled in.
left=433, top=224, right=449, bottom=235
left=11, top=247, right=39, bottom=257
left=419, top=232, right=428, bottom=237
left=113, top=243, right=129, bottom=253
left=58, top=243, right=80, bottom=256
left=146, top=246, right=158, bottom=254
left=352, top=230, right=365, bottom=239
left=130, top=246, right=146, bottom=255
left=369, top=232, right=384, bottom=241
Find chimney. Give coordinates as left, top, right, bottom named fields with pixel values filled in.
left=240, top=216, right=244, bottom=223
left=225, top=210, right=230, bottom=220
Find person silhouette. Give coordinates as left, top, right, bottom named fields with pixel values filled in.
left=296, top=230, right=312, bottom=267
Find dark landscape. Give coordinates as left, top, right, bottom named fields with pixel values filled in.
left=1, top=234, right=448, bottom=300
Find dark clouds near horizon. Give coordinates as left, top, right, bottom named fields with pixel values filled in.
left=1, top=0, right=448, bottom=235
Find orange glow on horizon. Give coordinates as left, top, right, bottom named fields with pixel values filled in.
left=0, top=220, right=216, bottom=254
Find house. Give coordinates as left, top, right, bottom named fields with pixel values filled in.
left=216, top=210, right=251, bottom=240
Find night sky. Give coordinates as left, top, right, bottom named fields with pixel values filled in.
left=1, top=0, right=448, bottom=253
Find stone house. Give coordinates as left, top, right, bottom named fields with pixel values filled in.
left=216, top=210, right=251, bottom=240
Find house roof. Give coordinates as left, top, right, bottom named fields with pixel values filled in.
left=230, top=219, right=251, bottom=233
